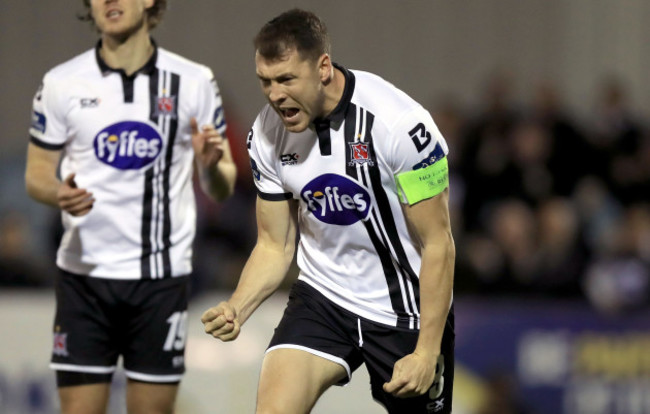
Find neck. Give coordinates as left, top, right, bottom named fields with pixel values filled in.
left=100, top=26, right=153, bottom=76
left=322, top=67, right=346, bottom=117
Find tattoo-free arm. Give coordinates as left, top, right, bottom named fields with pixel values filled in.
left=384, top=187, right=455, bottom=397
left=201, top=196, right=297, bottom=340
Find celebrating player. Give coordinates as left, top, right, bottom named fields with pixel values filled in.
left=202, top=8, right=455, bottom=414
left=24, top=0, right=236, bottom=412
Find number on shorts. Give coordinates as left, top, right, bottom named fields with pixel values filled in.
left=163, top=311, right=188, bottom=351
left=429, top=354, right=445, bottom=399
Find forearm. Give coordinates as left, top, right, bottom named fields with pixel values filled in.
left=25, top=145, right=61, bottom=208
left=228, top=240, right=294, bottom=325
left=198, top=160, right=237, bottom=202
left=26, top=175, right=60, bottom=207
left=415, top=231, right=455, bottom=356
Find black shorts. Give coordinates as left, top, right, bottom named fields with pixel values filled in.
left=268, top=280, right=455, bottom=414
left=51, top=269, right=189, bottom=386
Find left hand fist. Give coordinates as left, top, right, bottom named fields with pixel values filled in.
left=191, top=117, right=224, bottom=168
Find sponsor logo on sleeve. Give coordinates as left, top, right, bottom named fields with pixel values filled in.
left=94, top=121, right=162, bottom=170
left=413, top=142, right=445, bottom=170
left=31, top=111, right=46, bottom=133
left=213, top=106, right=225, bottom=130
left=246, top=129, right=253, bottom=149
left=301, top=174, right=371, bottom=225
left=250, top=158, right=261, bottom=181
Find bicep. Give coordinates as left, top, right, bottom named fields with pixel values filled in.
left=403, top=187, right=453, bottom=248
left=255, top=196, right=297, bottom=252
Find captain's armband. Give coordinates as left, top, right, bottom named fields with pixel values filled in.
left=395, top=157, right=449, bottom=205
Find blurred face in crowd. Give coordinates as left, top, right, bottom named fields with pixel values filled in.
left=90, top=0, right=154, bottom=39
left=256, top=48, right=331, bottom=133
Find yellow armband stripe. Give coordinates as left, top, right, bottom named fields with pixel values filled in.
left=395, top=157, right=449, bottom=205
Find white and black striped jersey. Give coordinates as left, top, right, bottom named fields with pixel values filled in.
left=29, top=41, right=226, bottom=280
left=248, top=64, right=449, bottom=329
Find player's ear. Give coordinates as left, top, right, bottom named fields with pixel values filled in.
left=318, top=54, right=333, bottom=84
left=144, top=0, right=155, bottom=10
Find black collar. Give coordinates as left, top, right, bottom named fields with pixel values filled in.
left=313, top=62, right=356, bottom=125
left=95, top=38, right=158, bottom=77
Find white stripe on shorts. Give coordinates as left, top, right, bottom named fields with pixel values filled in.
left=266, top=344, right=352, bottom=381
left=124, top=370, right=183, bottom=383
left=50, top=363, right=116, bottom=374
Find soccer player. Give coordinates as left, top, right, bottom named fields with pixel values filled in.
left=202, top=8, right=455, bottom=414
left=24, top=1, right=236, bottom=413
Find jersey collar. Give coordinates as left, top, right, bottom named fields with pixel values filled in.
left=95, top=38, right=158, bottom=77
left=311, top=63, right=356, bottom=156
left=314, top=62, right=356, bottom=125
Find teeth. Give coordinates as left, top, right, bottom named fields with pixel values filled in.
left=107, top=10, right=121, bottom=18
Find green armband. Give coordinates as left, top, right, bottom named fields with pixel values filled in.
left=395, top=157, right=449, bottom=205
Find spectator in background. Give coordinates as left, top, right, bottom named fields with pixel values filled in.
left=460, top=70, right=521, bottom=232
left=583, top=203, right=650, bottom=313
left=449, top=71, right=649, bottom=307
left=486, top=199, right=539, bottom=294
left=589, top=77, right=648, bottom=205
left=533, top=197, right=589, bottom=297
left=530, top=80, right=591, bottom=197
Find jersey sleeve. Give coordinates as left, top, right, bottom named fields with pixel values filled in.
left=196, top=66, right=227, bottom=137
left=29, top=74, right=67, bottom=150
left=388, top=106, right=450, bottom=205
left=247, top=111, right=292, bottom=201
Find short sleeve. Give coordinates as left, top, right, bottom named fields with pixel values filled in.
left=388, top=106, right=450, bottom=205
left=196, top=66, right=227, bottom=137
left=29, top=74, right=67, bottom=150
left=247, top=111, right=292, bottom=201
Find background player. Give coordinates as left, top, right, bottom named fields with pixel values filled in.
left=202, top=8, right=455, bottom=414
left=24, top=0, right=236, bottom=412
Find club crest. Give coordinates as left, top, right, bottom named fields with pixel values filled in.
left=348, top=142, right=374, bottom=167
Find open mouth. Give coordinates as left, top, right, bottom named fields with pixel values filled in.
left=280, top=108, right=300, bottom=121
left=106, top=9, right=123, bottom=20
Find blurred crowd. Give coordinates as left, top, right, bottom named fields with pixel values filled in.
left=1, top=74, right=648, bottom=315
left=436, top=73, right=649, bottom=314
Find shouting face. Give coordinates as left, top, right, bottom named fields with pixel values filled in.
left=256, top=48, right=331, bottom=133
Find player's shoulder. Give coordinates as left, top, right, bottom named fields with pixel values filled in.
left=43, top=48, right=96, bottom=82
left=350, top=68, right=422, bottom=123
left=156, top=47, right=214, bottom=80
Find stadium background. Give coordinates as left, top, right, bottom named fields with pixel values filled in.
left=1, top=1, right=649, bottom=413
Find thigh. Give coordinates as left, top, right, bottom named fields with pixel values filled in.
left=126, top=379, right=179, bottom=414
left=58, top=383, right=110, bottom=414
left=51, top=270, right=119, bottom=378
left=121, top=276, right=189, bottom=383
left=363, top=306, right=455, bottom=414
left=257, top=348, right=347, bottom=414
left=267, top=281, right=364, bottom=385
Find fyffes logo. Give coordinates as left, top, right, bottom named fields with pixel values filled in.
left=94, top=121, right=162, bottom=169
left=301, top=174, right=371, bottom=225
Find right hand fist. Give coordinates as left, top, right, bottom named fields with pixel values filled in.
left=201, top=301, right=241, bottom=342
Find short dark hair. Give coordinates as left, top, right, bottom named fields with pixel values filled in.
left=254, top=9, right=331, bottom=62
left=78, top=0, right=167, bottom=30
